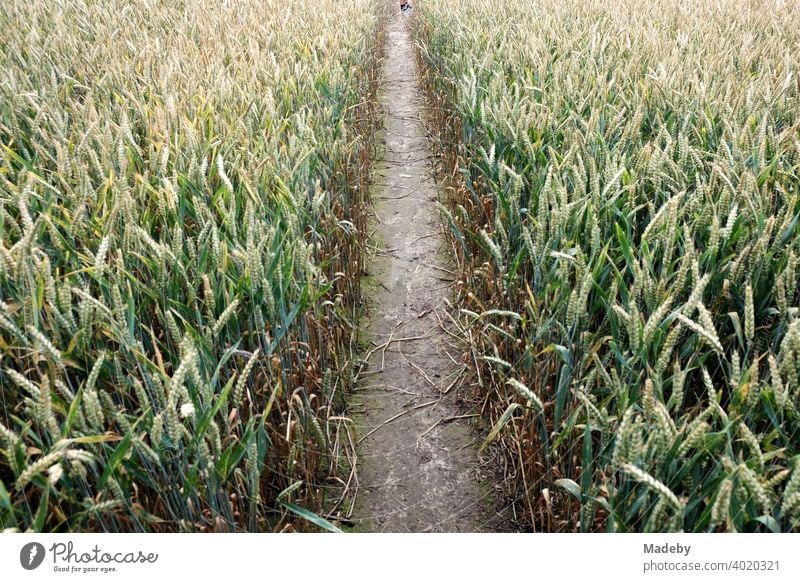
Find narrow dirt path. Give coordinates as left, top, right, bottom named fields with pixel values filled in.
left=349, top=7, right=500, bottom=533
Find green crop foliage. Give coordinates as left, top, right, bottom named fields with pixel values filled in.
left=0, top=0, right=382, bottom=532
left=416, top=0, right=800, bottom=532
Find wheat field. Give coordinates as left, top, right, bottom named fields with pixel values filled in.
left=2, top=0, right=800, bottom=534
left=0, top=0, right=380, bottom=532
left=416, top=0, right=800, bottom=531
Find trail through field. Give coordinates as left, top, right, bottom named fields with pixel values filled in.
left=348, top=8, right=502, bottom=532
